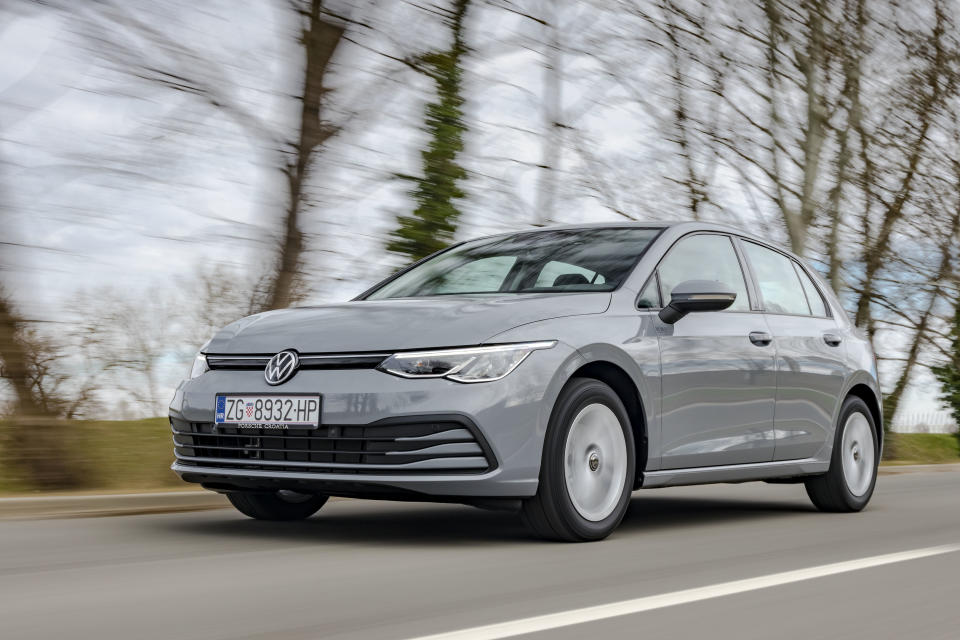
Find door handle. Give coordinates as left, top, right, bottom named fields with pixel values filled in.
left=749, top=331, right=772, bottom=346
left=823, top=333, right=843, bottom=347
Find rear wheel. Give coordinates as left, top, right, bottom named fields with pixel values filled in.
left=227, top=490, right=328, bottom=521
left=805, top=396, right=878, bottom=512
left=522, top=378, right=635, bottom=542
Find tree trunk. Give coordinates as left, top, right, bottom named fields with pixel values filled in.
left=258, top=1, right=345, bottom=312
left=825, top=0, right=865, bottom=291
left=758, top=0, right=796, bottom=251
left=793, top=0, right=828, bottom=256
left=533, top=0, right=562, bottom=227
left=662, top=0, right=710, bottom=221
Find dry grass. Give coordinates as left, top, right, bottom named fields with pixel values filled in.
left=0, top=418, right=180, bottom=495
left=884, top=433, right=960, bottom=465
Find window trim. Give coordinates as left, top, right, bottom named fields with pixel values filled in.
left=790, top=260, right=815, bottom=316
left=791, top=259, right=832, bottom=319
left=730, top=236, right=763, bottom=312
left=635, top=231, right=757, bottom=313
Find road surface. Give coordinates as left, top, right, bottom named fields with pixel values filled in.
left=1, top=468, right=958, bottom=639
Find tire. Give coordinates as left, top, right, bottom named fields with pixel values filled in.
left=227, top=490, right=328, bottom=521
left=805, top=396, right=878, bottom=512
left=522, top=377, right=636, bottom=542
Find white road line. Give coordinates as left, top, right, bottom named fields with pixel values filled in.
left=406, top=543, right=960, bottom=640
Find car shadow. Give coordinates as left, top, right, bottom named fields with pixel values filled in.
left=157, top=492, right=815, bottom=547
left=617, top=494, right=815, bottom=534
left=159, top=501, right=530, bottom=547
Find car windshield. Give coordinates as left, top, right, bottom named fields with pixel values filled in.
left=364, top=227, right=662, bottom=299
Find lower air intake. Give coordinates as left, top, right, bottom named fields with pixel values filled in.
left=172, top=416, right=494, bottom=475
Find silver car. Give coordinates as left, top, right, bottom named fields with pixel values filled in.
left=170, top=222, right=882, bottom=541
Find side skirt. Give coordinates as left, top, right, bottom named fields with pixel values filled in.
left=641, top=458, right=828, bottom=488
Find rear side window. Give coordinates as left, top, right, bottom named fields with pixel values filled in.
left=743, top=242, right=810, bottom=315
left=794, top=264, right=828, bottom=316
left=657, top=234, right=750, bottom=311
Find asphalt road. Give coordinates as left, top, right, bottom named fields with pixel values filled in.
left=1, top=468, right=959, bottom=640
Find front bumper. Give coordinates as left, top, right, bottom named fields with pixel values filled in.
left=169, top=345, right=573, bottom=498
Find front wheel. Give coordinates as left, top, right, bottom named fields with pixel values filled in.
left=522, top=378, right=636, bottom=542
left=805, top=396, right=878, bottom=512
left=227, top=490, right=328, bottom=521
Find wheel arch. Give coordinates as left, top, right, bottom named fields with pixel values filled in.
left=845, top=382, right=884, bottom=452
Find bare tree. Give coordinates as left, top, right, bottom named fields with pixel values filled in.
left=704, top=0, right=841, bottom=256
left=822, top=0, right=870, bottom=291
left=263, top=0, right=345, bottom=311
left=852, top=0, right=959, bottom=334
left=0, top=292, right=84, bottom=488
left=623, top=0, right=726, bottom=221
left=880, top=128, right=960, bottom=423
left=76, top=0, right=350, bottom=312
left=83, top=289, right=182, bottom=416
left=187, top=265, right=261, bottom=344
left=0, top=292, right=41, bottom=418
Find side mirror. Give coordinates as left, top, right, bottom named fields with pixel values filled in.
left=658, top=279, right=737, bottom=324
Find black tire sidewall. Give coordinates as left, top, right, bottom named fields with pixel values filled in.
left=541, top=378, right=636, bottom=540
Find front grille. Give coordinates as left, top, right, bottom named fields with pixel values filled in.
left=206, top=353, right=389, bottom=370
left=171, top=416, right=494, bottom=475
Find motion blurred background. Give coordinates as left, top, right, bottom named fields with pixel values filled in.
left=1, top=0, right=958, bottom=492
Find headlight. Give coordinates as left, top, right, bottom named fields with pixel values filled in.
left=378, top=341, right=556, bottom=383
left=188, top=353, right=209, bottom=379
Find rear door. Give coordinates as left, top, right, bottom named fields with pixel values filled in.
left=655, top=233, right=777, bottom=469
left=740, top=241, right=848, bottom=461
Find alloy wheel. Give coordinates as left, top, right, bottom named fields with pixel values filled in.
left=563, top=402, right=628, bottom=522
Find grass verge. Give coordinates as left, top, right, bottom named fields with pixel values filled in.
left=0, top=418, right=181, bottom=495
left=884, top=432, right=960, bottom=465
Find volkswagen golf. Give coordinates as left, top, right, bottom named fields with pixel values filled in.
left=170, top=222, right=882, bottom=541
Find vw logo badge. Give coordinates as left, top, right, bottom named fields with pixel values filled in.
left=264, top=350, right=299, bottom=386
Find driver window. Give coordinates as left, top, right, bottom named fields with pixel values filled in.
left=657, top=235, right=751, bottom=311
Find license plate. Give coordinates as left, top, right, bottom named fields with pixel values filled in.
left=215, top=394, right=321, bottom=429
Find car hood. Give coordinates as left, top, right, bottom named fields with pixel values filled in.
left=205, top=293, right=611, bottom=354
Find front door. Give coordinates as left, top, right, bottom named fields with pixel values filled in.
left=655, top=234, right=777, bottom=469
